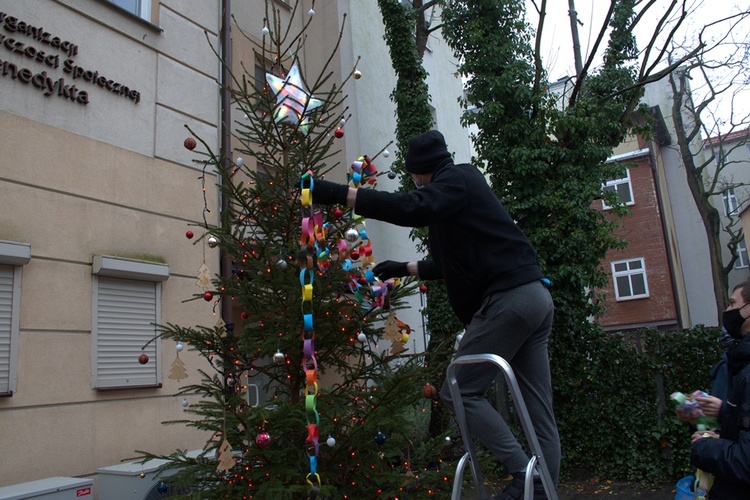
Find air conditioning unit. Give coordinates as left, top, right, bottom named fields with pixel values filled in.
left=97, top=450, right=212, bottom=500
left=0, top=477, right=93, bottom=499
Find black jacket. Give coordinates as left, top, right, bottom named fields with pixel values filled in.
left=691, top=333, right=750, bottom=499
left=355, top=160, right=542, bottom=324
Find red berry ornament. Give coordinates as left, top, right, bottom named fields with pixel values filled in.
left=184, top=137, right=197, bottom=150
left=186, top=230, right=194, bottom=239
left=241, top=311, right=249, bottom=320
left=203, top=291, right=213, bottom=301
left=138, top=353, right=149, bottom=365
left=419, top=284, right=428, bottom=293
left=422, top=384, right=438, bottom=399
left=333, top=208, right=343, bottom=220
left=334, top=128, right=344, bottom=139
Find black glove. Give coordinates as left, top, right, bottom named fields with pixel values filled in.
left=373, top=260, right=408, bottom=280
left=310, top=179, right=348, bottom=205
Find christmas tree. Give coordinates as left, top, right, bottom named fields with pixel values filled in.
left=137, top=2, right=456, bottom=498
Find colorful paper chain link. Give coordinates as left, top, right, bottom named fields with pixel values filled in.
left=345, top=157, right=392, bottom=310
left=299, top=171, right=321, bottom=493
left=296, top=158, right=387, bottom=494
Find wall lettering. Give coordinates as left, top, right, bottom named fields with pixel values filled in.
left=0, top=11, right=141, bottom=105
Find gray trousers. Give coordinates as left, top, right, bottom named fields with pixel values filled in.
left=440, top=280, right=560, bottom=485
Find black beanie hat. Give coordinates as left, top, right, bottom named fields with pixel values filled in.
left=405, top=130, right=452, bottom=174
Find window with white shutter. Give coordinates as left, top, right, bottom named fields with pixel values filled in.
left=0, top=241, right=31, bottom=397
left=92, top=256, right=169, bottom=390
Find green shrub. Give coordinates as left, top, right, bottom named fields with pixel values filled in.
left=551, top=325, right=723, bottom=484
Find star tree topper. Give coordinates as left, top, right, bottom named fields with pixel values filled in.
left=266, top=62, right=322, bottom=132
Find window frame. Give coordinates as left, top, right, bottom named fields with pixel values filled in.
left=736, top=240, right=749, bottom=269
left=0, top=241, right=31, bottom=397
left=611, top=257, right=649, bottom=301
left=722, top=188, right=739, bottom=217
left=602, top=168, right=635, bottom=210
left=91, top=256, right=169, bottom=390
left=107, top=0, right=152, bottom=20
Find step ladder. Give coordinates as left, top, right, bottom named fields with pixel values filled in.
left=446, top=354, right=558, bottom=500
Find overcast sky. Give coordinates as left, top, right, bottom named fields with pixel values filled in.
left=527, top=0, right=749, bottom=131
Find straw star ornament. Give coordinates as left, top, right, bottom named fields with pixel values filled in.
left=266, top=62, right=322, bottom=132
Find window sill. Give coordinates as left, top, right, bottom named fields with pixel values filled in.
left=95, top=383, right=163, bottom=391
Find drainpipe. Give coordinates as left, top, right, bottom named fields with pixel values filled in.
left=649, top=144, right=684, bottom=329
left=220, top=0, right=234, bottom=330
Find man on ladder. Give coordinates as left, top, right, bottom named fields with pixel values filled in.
left=309, top=130, right=560, bottom=499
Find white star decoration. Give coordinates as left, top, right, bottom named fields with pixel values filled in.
left=266, top=63, right=322, bottom=132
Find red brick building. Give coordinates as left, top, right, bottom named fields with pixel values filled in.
left=596, top=136, right=681, bottom=332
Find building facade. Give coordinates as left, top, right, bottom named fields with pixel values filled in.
left=596, top=135, right=683, bottom=332
left=0, top=0, right=470, bottom=492
left=704, top=127, right=750, bottom=292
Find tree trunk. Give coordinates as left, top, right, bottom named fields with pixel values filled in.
left=669, top=70, right=728, bottom=322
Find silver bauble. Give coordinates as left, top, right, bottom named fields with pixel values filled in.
left=273, top=350, right=285, bottom=363
left=345, top=228, right=359, bottom=243
left=207, top=236, right=219, bottom=248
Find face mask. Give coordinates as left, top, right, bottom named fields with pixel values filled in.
left=723, top=303, right=749, bottom=340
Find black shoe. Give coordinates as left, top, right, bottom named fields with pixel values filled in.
left=496, top=472, right=550, bottom=500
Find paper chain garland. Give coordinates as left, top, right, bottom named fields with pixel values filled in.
left=299, top=172, right=322, bottom=494
left=297, top=155, right=391, bottom=495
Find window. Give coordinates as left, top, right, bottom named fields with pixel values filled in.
left=736, top=240, right=749, bottom=269
left=602, top=170, right=634, bottom=209
left=722, top=188, right=739, bottom=216
left=92, top=256, right=169, bottom=389
left=108, top=0, right=152, bottom=20
left=0, top=241, right=31, bottom=396
left=611, top=258, right=649, bottom=301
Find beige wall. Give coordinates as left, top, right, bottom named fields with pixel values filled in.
left=0, top=0, right=221, bottom=487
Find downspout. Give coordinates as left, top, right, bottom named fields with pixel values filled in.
left=650, top=144, right=684, bottom=329
left=220, top=0, right=234, bottom=329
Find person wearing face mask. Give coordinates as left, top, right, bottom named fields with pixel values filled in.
left=690, top=279, right=750, bottom=499
left=308, top=130, right=558, bottom=499
left=676, top=328, right=737, bottom=427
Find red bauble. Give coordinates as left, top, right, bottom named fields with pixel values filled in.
left=184, top=137, right=197, bottom=150
left=349, top=250, right=360, bottom=261
left=419, top=284, right=428, bottom=293
left=255, top=431, right=271, bottom=448
left=334, top=128, right=344, bottom=138
left=241, top=311, right=249, bottom=320
left=203, top=291, right=213, bottom=301
left=138, top=353, right=149, bottom=365
left=422, top=384, right=438, bottom=399
left=333, top=208, right=343, bottom=220
left=185, top=230, right=194, bottom=239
